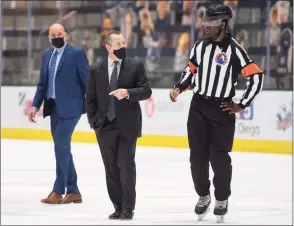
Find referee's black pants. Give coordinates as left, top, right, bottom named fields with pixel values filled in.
left=187, top=94, right=235, bottom=201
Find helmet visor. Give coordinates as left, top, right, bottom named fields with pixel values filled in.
left=202, top=18, right=222, bottom=27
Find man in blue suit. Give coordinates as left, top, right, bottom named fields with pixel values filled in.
left=28, top=23, right=89, bottom=204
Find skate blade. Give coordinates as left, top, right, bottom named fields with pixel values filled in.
left=216, top=215, right=225, bottom=223
left=197, top=208, right=210, bottom=221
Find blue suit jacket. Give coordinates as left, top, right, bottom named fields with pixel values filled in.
left=32, top=44, right=89, bottom=118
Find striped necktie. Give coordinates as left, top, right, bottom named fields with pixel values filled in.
left=106, top=61, right=119, bottom=121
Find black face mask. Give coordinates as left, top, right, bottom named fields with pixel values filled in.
left=113, top=47, right=126, bottom=59
left=50, top=37, right=65, bottom=48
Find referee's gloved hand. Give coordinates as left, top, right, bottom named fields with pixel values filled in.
left=220, top=102, right=243, bottom=114
left=170, top=88, right=180, bottom=102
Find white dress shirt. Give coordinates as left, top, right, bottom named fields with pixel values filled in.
left=107, top=57, right=130, bottom=99
left=108, top=57, right=122, bottom=82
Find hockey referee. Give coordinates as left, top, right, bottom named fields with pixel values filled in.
left=169, top=4, right=264, bottom=223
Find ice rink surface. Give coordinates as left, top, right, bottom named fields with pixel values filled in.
left=1, top=139, right=292, bottom=225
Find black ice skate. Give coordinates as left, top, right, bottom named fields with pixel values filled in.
left=194, top=194, right=211, bottom=221
left=213, top=200, right=228, bottom=223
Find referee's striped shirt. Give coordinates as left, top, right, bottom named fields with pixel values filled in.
left=174, top=34, right=264, bottom=109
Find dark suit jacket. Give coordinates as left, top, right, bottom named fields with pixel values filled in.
left=86, top=56, right=152, bottom=139
left=32, top=44, right=90, bottom=118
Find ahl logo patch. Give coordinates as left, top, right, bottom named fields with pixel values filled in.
left=215, top=52, right=228, bottom=66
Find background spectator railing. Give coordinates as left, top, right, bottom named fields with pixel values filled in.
left=0, top=0, right=293, bottom=90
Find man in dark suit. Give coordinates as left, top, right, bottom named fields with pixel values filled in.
left=28, top=23, right=89, bottom=204
left=86, top=30, right=152, bottom=220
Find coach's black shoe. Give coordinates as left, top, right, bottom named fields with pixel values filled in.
left=108, top=210, right=122, bottom=220
left=120, top=210, right=134, bottom=220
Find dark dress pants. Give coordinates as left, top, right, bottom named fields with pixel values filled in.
left=95, top=118, right=137, bottom=211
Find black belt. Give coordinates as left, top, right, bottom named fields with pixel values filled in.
left=194, top=94, right=231, bottom=102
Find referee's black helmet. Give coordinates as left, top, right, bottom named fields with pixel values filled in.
left=204, top=4, right=232, bottom=22
left=203, top=4, right=233, bottom=40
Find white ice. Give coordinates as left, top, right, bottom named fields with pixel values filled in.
left=1, top=139, right=292, bottom=225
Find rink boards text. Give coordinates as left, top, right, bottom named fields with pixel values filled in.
left=1, top=87, right=292, bottom=155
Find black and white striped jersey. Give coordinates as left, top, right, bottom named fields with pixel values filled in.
left=174, top=34, right=264, bottom=109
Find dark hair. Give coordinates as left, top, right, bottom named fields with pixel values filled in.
left=105, top=30, right=122, bottom=45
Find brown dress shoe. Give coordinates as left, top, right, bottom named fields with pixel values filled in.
left=60, top=193, right=82, bottom=204
left=41, top=192, right=63, bottom=204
